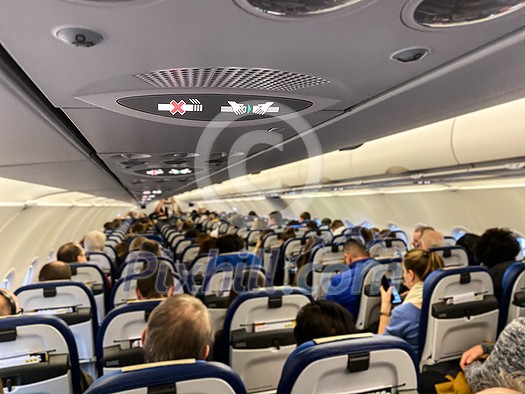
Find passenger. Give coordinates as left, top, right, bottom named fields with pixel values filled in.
left=419, top=229, right=445, bottom=250
left=195, top=233, right=211, bottom=245
left=135, top=267, right=175, bottom=300
left=216, top=234, right=244, bottom=254
left=268, top=210, right=284, bottom=227
left=103, top=221, right=115, bottom=233
left=461, top=318, right=525, bottom=393
left=331, top=219, right=345, bottom=236
left=130, top=222, right=145, bottom=234
left=252, top=229, right=274, bottom=255
left=38, top=261, right=72, bottom=281
left=474, top=228, right=520, bottom=299
left=0, top=288, right=20, bottom=316
left=320, top=217, right=332, bottom=227
left=411, top=225, right=434, bottom=248
left=129, top=236, right=147, bottom=251
left=142, top=294, right=211, bottom=362
left=299, top=211, right=311, bottom=223
left=456, top=233, right=481, bottom=265
left=325, top=239, right=371, bottom=318
left=83, top=230, right=106, bottom=253
left=378, top=249, right=444, bottom=356
left=294, top=300, right=357, bottom=346
left=140, top=239, right=162, bottom=256
left=198, top=237, right=218, bottom=255
left=57, top=242, right=88, bottom=263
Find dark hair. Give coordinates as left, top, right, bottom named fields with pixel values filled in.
left=279, top=228, right=296, bottom=243
left=403, top=249, right=444, bottom=281
left=228, top=269, right=266, bottom=306
left=305, top=221, right=318, bottom=230
left=216, top=234, right=244, bottom=254
left=57, top=243, right=83, bottom=263
left=299, top=212, right=311, bottom=221
left=144, top=295, right=211, bottom=362
left=0, top=289, right=17, bottom=316
left=344, top=238, right=369, bottom=257
left=137, top=267, right=175, bottom=299
left=39, top=261, right=72, bottom=281
left=321, top=218, right=331, bottom=226
left=294, top=300, right=356, bottom=345
left=456, top=233, right=480, bottom=265
left=474, top=228, right=520, bottom=268
left=140, top=239, right=162, bottom=256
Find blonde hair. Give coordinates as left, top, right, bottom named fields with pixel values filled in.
left=403, top=249, right=444, bottom=281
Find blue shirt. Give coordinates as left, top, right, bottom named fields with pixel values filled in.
left=384, top=302, right=421, bottom=356
left=325, top=259, right=369, bottom=319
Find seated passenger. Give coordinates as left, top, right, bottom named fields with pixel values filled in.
left=216, top=234, right=244, bottom=254
left=38, top=261, right=72, bottom=281
left=378, top=249, right=444, bottom=356
left=419, top=229, right=445, bottom=250
left=320, top=217, right=331, bottom=227
left=330, top=219, right=345, bottom=236
left=456, top=233, right=480, bottom=266
left=0, top=288, right=20, bottom=316
left=268, top=210, right=284, bottom=228
left=142, top=294, right=211, bottom=362
left=83, top=230, right=106, bottom=253
left=294, top=300, right=357, bottom=346
left=140, top=239, right=162, bottom=256
left=325, top=239, right=371, bottom=318
left=135, top=266, right=175, bottom=300
left=461, top=318, right=524, bottom=393
left=474, top=228, right=521, bottom=299
left=411, top=225, right=434, bottom=249
left=57, top=242, right=87, bottom=263
left=129, top=236, right=147, bottom=252
left=299, top=211, right=311, bottom=224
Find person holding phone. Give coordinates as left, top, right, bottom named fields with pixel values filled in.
left=378, top=249, right=444, bottom=356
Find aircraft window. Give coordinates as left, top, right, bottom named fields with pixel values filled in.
left=451, top=226, right=470, bottom=240
left=1, top=268, right=16, bottom=290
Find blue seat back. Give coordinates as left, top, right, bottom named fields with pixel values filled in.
left=85, top=360, right=247, bottom=394
left=419, top=267, right=499, bottom=369
left=278, top=334, right=419, bottom=394
left=96, top=300, right=161, bottom=375
left=499, top=262, right=525, bottom=332
left=0, top=314, right=82, bottom=393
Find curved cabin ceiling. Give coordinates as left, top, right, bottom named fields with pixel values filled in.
left=0, top=0, right=523, bottom=203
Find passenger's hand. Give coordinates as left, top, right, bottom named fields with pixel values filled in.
left=380, top=285, right=393, bottom=306
left=460, top=344, right=483, bottom=370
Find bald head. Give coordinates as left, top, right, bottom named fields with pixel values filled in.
left=343, top=239, right=370, bottom=264
left=419, top=230, right=445, bottom=250
left=39, top=261, right=72, bottom=282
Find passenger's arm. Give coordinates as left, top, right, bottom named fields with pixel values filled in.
left=377, top=286, right=392, bottom=334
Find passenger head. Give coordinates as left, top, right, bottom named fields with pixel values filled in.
left=402, top=249, right=444, bottom=287
left=474, top=228, right=520, bottom=268
left=130, top=222, right=145, bottom=234
left=412, top=225, right=434, bottom=248
left=419, top=230, right=444, bottom=250
left=136, top=268, right=175, bottom=299
left=129, top=236, right=147, bottom=251
left=0, top=289, right=20, bottom=316
left=38, top=261, right=72, bottom=282
left=103, top=222, right=115, bottom=232
left=143, top=294, right=211, bottom=362
left=305, top=220, right=318, bottom=231
left=343, top=239, right=370, bottom=264
left=331, top=220, right=344, bottom=231
left=228, top=269, right=266, bottom=306
left=181, top=220, right=195, bottom=231
left=196, top=233, right=211, bottom=245
left=57, top=242, right=87, bottom=263
left=140, top=239, right=162, bottom=256
left=279, top=228, right=296, bottom=244
left=216, top=234, right=244, bottom=254
left=83, top=230, right=106, bottom=253
left=456, top=233, right=480, bottom=265
left=321, top=218, right=331, bottom=226
left=294, top=300, right=356, bottom=346
left=198, top=237, right=218, bottom=255
left=268, top=211, right=283, bottom=226
left=299, top=211, right=311, bottom=222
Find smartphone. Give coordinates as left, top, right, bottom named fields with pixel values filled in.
left=381, top=275, right=403, bottom=305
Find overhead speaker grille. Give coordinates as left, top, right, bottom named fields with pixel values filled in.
left=134, top=67, right=330, bottom=91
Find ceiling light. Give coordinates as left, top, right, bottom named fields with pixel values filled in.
left=403, top=0, right=524, bottom=29
left=55, top=27, right=103, bottom=48
left=234, top=0, right=366, bottom=17
left=505, top=162, right=525, bottom=170
left=145, top=169, right=164, bottom=176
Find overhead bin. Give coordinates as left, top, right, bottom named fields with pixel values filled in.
left=350, top=119, right=457, bottom=178
left=452, top=98, right=525, bottom=164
